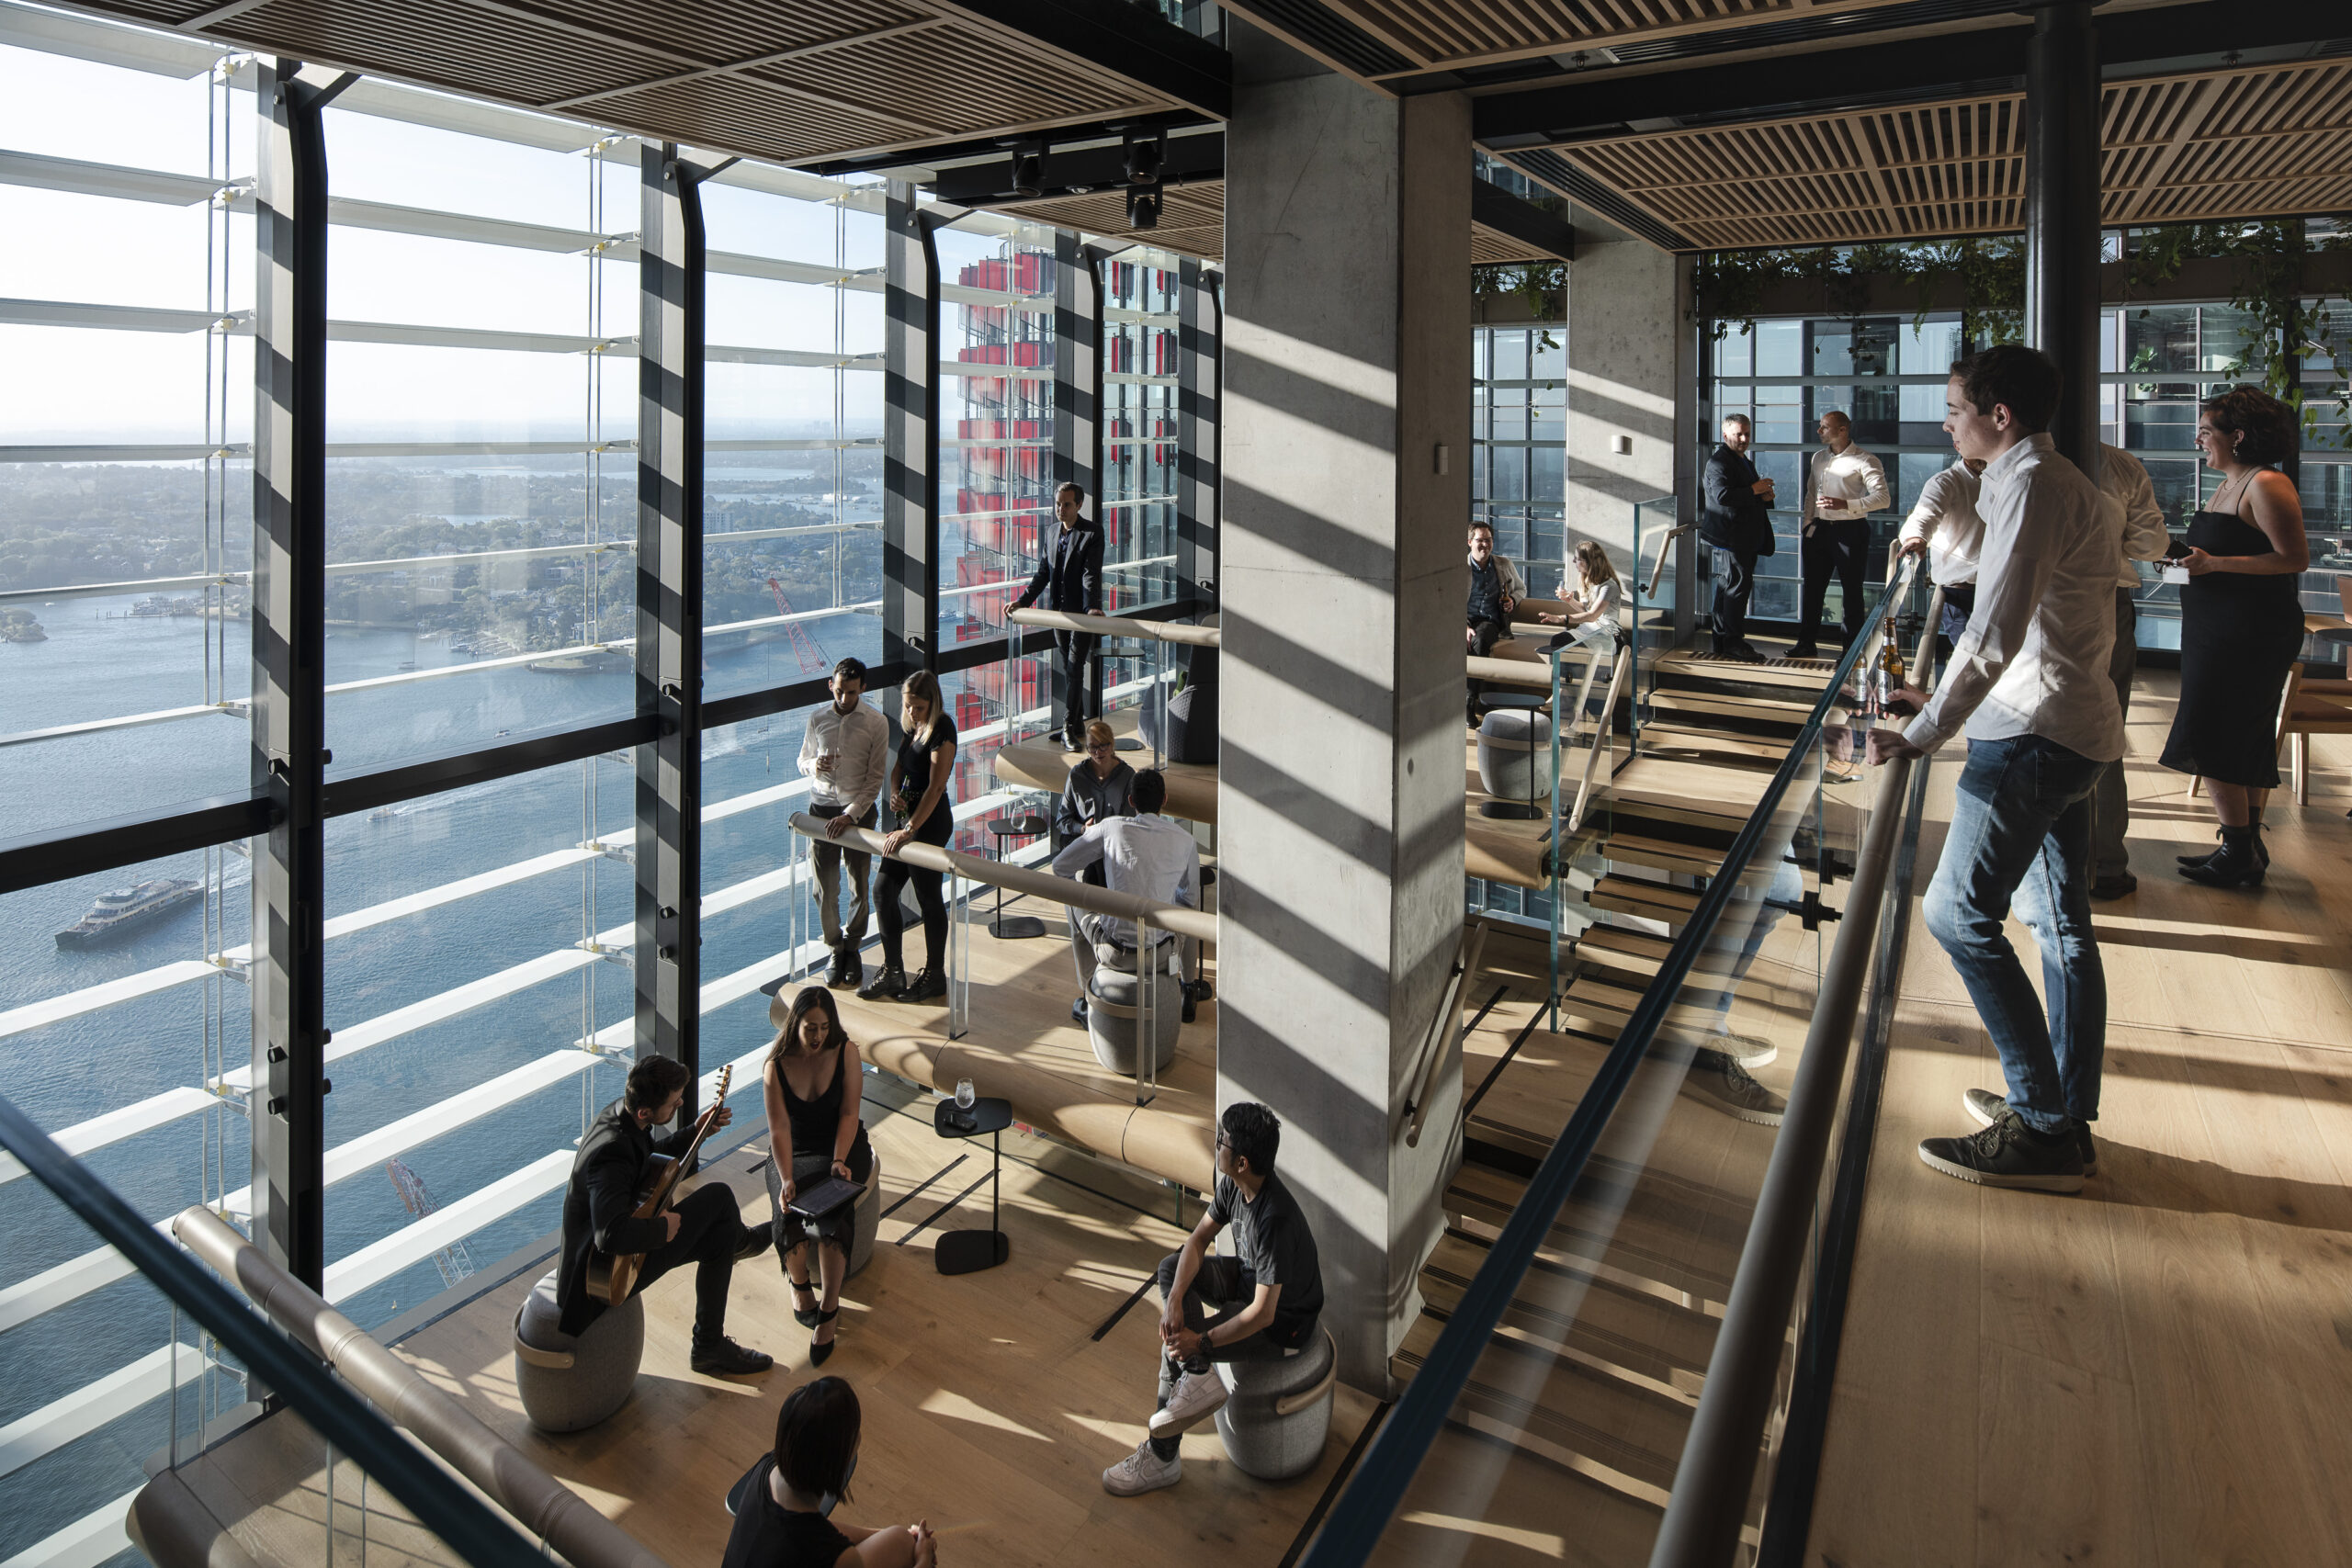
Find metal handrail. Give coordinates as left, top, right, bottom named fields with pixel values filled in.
left=0, top=1096, right=541, bottom=1568
left=1296, top=555, right=1922, bottom=1568
left=1401, top=920, right=1489, bottom=1148
left=1645, top=752, right=1913, bottom=1568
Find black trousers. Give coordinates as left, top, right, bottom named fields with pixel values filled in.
left=1711, top=547, right=1757, bottom=648
left=1799, top=519, right=1871, bottom=646
left=876, top=852, right=946, bottom=973
left=1052, top=631, right=1099, bottom=739
left=633, top=1183, right=748, bottom=1346
left=1467, top=617, right=1508, bottom=713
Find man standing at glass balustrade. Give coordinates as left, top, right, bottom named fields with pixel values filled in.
left=1791, top=410, right=1890, bottom=660
left=801, top=657, right=890, bottom=989
left=1700, top=412, right=1776, bottom=662
left=1865, top=346, right=2121, bottom=1194
left=1011, top=481, right=1104, bottom=751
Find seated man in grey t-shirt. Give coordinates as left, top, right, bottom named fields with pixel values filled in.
left=1101, top=1101, right=1324, bottom=1497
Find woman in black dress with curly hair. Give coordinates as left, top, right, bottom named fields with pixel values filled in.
left=2160, top=385, right=2311, bottom=887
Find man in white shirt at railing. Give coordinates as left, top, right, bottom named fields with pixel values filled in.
left=1865, top=346, right=2120, bottom=1196
left=2086, top=446, right=2174, bottom=900
left=1791, top=409, right=1890, bottom=660
left=1894, top=455, right=1986, bottom=646
left=1052, top=769, right=1209, bottom=1025
left=798, top=657, right=891, bottom=990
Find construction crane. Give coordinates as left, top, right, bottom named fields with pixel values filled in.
left=765, top=578, right=832, bottom=675
left=384, top=1158, right=478, bottom=1290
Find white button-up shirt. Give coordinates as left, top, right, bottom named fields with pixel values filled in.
left=2098, top=445, right=2173, bottom=590
left=1899, top=461, right=1986, bottom=587
left=1052, top=812, right=1200, bottom=950
left=798, top=699, right=890, bottom=818
left=1902, top=434, right=2124, bottom=761
left=1804, top=443, right=1890, bottom=528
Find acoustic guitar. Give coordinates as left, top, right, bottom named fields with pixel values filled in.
left=596, top=1064, right=732, bottom=1307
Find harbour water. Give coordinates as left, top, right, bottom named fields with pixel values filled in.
left=0, top=593, right=887, bottom=1551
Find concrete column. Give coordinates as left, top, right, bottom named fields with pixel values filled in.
left=1219, top=43, right=1470, bottom=1392
left=1565, top=240, right=1698, bottom=633
left=2025, top=0, right=2100, bottom=471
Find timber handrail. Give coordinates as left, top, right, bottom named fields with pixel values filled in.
left=1465, top=653, right=1555, bottom=691
left=788, top=812, right=1214, bottom=945
left=1646, top=522, right=1698, bottom=599
left=1007, top=606, right=1220, bottom=647
left=1400, top=920, right=1489, bottom=1147
left=1566, top=644, right=1632, bottom=834
left=172, top=1205, right=671, bottom=1568
left=0, top=1094, right=543, bottom=1568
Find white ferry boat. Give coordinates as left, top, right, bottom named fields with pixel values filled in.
left=55, top=878, right=203, bottom=948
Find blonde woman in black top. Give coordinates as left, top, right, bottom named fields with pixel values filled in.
left=763, top=987, right=873, bottom=1366
left=858, top=671, right=958, bottom=1003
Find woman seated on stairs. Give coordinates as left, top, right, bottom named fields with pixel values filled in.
left=1536, top=539, right=1624, bottom=655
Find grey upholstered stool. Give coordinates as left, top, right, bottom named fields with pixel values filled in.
left=847, top=1150, right=884, bottom=1277
left=1080, top=942, right=1182, bottom=1076
left=1476, top=708, right=1555, bottom=803
left=512, top=1269, right=643, bottom=1433
left=1213, top=1326, right=1339, bottom=1481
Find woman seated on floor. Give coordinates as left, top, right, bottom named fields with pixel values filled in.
left=763, top=987, right=875, bottom=1367
left=722, top=1377, right=937, bottom=1568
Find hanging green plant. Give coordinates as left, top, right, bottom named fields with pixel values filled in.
left=1474, top=261, right=1566, bottom=321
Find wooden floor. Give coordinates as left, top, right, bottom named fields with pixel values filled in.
left=1807, top=671, right=2352, bottom=1565
left=395, top=1092, right=1379, bottom=1568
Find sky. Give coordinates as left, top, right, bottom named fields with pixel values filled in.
left=0, top=36, right=888, bottom=444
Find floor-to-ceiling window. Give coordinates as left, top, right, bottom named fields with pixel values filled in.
left=1472, top=322, right=1566, bottom=580
left=0, top=11, right=1216, bottom=1562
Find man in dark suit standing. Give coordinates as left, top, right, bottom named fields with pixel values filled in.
left=1012, top=481, right=1105, bottom=750
left=1700, top=412, right=1777, bottom=661
left=556, top=1055, right=773, bottom=1375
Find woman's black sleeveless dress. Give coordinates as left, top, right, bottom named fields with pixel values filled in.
left=764, top=1038, right=872, bottom=1251
left=2158, top=491, right=2305, bottom=788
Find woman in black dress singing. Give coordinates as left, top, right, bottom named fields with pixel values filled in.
left=858, top=671, right=958, bottom=1004
left=763, top=987, right=873, bottom=1365
left=2161, top=385, right=2311, bottom=887
left=720, top=1377, right=936, bottom=1568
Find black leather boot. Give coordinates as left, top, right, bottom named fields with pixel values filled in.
left=856, top=962, right=906, bottom=1002
left=2177, top=825, right=2270, bottom=873
left=2178, top=824, right=2265, bottom=887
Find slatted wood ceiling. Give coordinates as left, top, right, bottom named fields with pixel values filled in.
left=1220, top=0, right=1927, bottom=81
left=65, top=0, right=1188, bottom=167
left=978, top=182, right=1564, bottom=265
left=1556, top=57, right=2352, bottom=251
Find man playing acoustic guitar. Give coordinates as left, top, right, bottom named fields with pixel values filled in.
left=556, top=1055, right=775, bottom=1376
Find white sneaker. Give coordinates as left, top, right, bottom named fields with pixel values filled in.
left=1148, top=1368, right=1229, bottom=1436
left=1102, top=1438, right=1182, bottom=1496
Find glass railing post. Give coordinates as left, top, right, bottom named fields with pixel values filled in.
left=1547, top=643, right=1566, bottom=1032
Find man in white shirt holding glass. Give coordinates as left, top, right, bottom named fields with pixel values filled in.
left=799, top=657, right=891, bottom=989
left=1790, top=410, right=1890, bottom=660
left=1894, top=455, right=1987, bottom=649
left=1866, top=346, right=2121, bottom=1194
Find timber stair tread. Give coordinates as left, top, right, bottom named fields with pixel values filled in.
left=1420, top=1228, right=1717, bottom=1398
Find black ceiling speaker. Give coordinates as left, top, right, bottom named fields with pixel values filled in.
left=1126, top=184, right=1161, bottom=230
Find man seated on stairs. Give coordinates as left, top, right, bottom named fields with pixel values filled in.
left=1465, top=520, right=1528, bottom=728
left=1053, top=768, right=1212, bottom=1024
left=1102, top=1102, right=1325, bottom=1497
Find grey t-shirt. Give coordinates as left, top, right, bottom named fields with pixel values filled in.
left=1210, top=1171, right=1323, bottom=1346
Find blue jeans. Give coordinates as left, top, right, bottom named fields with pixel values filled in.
left=1923, top=734, right=2107, bottom=1134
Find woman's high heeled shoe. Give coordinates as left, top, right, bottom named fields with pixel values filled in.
left=787, top=1278, right=821, bottom=1329
left=810, top=1306, right=841, bottom=1367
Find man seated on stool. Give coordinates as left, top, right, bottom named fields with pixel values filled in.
left=1102, top=1102, right=1325, bottom=1496
left=555, top=1055, right=775, bottom=1376
left=1052, top=768, right=1210, bottom=1023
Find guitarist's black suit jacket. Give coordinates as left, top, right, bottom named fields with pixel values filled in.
left=557, top=1098, right=698, bottom=1335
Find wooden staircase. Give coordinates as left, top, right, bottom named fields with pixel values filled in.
left=1372, top=641, right=1847, bottom=1562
